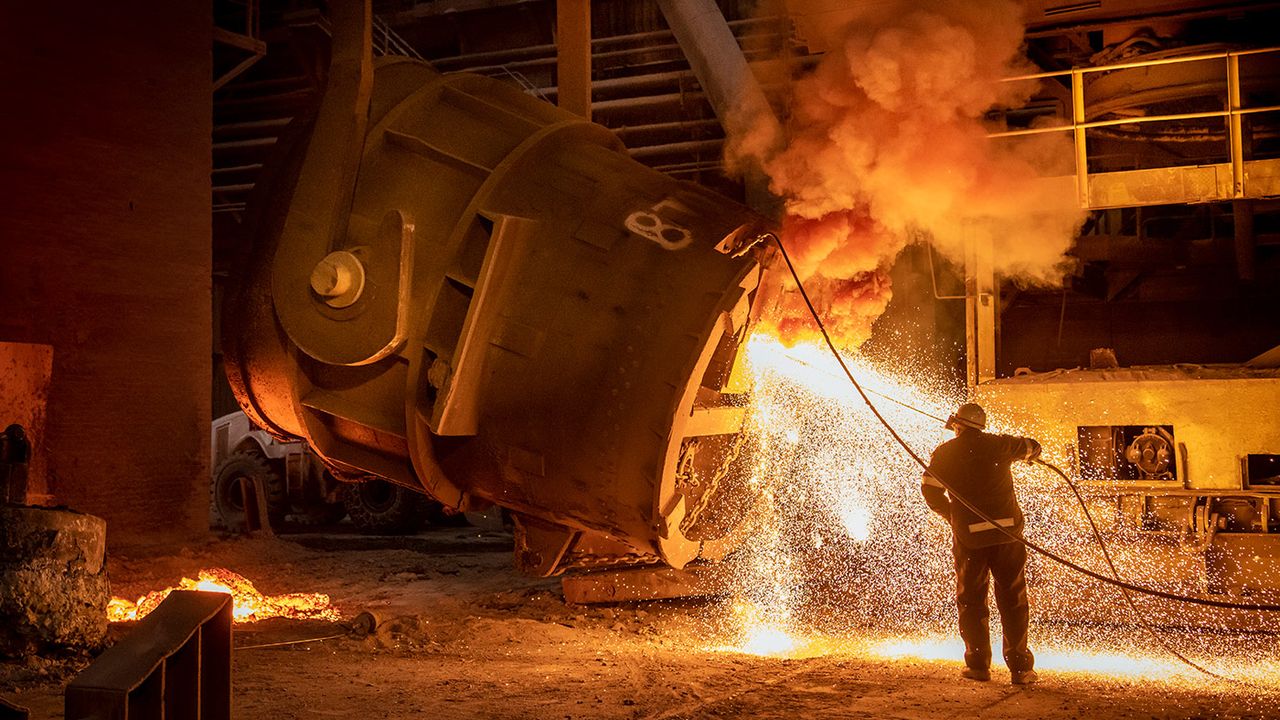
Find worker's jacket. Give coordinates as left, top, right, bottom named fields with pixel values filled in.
left=921, top=430, right=1040, bottom=549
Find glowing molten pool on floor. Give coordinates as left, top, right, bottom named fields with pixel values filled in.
left=107, top=567, right=341, bottom=623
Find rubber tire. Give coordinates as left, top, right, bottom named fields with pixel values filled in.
left=211, top=450, right=288, bottom=530
left=342, top=480, right=427, bottom=535
left=292, top=470, right=348, bottom=526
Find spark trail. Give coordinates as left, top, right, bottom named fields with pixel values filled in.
left=711, top=334, right=1280, bottom=693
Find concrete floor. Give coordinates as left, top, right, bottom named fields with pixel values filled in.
left=3, top=530, right=1277, bottom=719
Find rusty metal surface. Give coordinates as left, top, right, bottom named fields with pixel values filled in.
left=239, top=474, right=275, bottom=537
left=270, top=0, right=375, bottom=368
left=0, top=696, right=29, bottom=720
left=223, top=13, right=772, bottom=576
left=65, top=591, right=232, bottom=720
left=1086, top=158, right=1280, bottom=207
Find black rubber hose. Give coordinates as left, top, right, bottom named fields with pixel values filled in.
left=764, top=231, right=1280, bottom=614
left=1034, top=458, right=1252, bottom=685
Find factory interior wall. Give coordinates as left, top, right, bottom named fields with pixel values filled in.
left=999, top=295, right=1280, bottom=374
left=861, top=246, right=965, bottom=384
left=0, top=2, right=213, bottom=547
left=0, top=343, right=54, bottom=501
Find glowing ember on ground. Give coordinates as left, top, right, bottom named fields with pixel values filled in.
left=716, top=628, right=1280, bottom=687
left=706, top=333, right=1280, bottom=690
left=739, top=625, right=799, bottom=656
left=712, top=602, right=804, bottom=657
left=107, top=568, right=341, bottom=623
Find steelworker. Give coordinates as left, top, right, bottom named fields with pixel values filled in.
left=921, top=402, right=1041, bottom=686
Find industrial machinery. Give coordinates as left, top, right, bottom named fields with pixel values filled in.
left=210, top=410, right=330, bottom=529
left=223, top=4, right=770, bottom=577
left=978, top=361, right=1280, bottom=595
left=210, top=410, right=447, bottom=534
left=963, top=21, right=1280, bottom=597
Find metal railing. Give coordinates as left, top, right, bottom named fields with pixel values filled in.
left=495, top=66, right=552, bottom=102
left=372, top=16, right=423, bottom=60
left=294, top=12, right=424, bottom=60
left=213, top=0, right=267, bottom=92
left=990, top=46, right=1280, bottom=206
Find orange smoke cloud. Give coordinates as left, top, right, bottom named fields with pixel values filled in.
left=759, top=211, right=897, bottom=346
left=739, top=0, right=1083, bottom=347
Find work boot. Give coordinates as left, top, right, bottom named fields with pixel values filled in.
left=961, top=667, right=991, bottom=682
left=1011, top=670, right=1039, bottom=686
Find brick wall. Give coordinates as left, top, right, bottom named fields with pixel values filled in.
left=0, top=3, right=212, bottom=546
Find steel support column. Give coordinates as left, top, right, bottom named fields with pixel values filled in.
left=1234, top=200, right=1256, bottom=282
left=1228, top=53, right=1245, bottom=197
left=1071, top=68, right=1089, bottom=208
left=965, top=232, right=997, bottom=387
left=556, top=0, right=591, bottom=119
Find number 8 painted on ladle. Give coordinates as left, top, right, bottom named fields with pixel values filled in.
left=624, top=199, right=693, bottom=250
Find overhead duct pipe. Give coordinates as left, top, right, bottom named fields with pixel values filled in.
left=656, top=0, right=783, bottom=211
left=655, top=0, right=780, bottom=143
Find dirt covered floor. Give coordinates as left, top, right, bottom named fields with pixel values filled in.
left=3, top=529, right=1278, bottom=719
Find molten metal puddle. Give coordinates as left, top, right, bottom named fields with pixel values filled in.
left=107, top=568, right=341, bottom=623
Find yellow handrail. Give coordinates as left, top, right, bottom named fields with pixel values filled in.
left=990, top=45, right=1280, bottom=205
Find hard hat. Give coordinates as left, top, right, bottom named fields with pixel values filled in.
left=946, top=403, right=986, bottom=431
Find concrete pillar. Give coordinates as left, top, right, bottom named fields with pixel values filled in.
left=0, top=1, right=213, bottom=547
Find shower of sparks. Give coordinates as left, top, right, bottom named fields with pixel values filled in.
left=708, top=333, right=1280, bottom=693
left=107, top=568, right=341, bottom=623
left=740, top=626, right=798, bottom=656
left=710, top=601, right=805, bottom=657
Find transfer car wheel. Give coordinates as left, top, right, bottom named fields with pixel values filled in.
left=298, top=501, right=348, bottom=526
left=342, top=479, right=428, bottom=535
left=211, top=450, right=288, bottom=530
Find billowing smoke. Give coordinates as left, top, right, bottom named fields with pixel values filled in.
left=735, top=0, right=1083, bottom=346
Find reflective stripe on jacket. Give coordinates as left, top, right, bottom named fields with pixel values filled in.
left=968, top=517, right=1018, bottom=533
left=920, top=430, right=1039, bottom=548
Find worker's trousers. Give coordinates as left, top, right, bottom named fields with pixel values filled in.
left=952, top=540, right=1034, bottom=672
